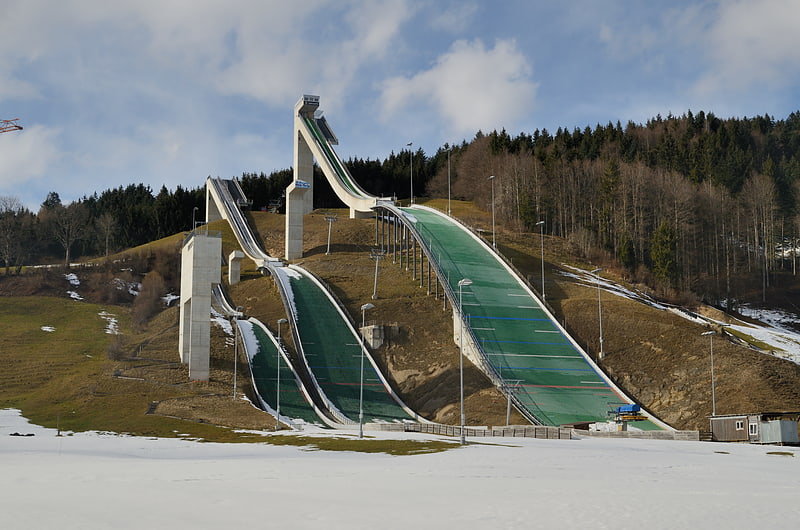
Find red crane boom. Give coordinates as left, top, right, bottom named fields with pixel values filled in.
left=1, top=119, right=23, bottom=133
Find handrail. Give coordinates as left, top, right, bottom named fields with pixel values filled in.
left=302, top=117, right=370, bottom=199
left=207, top=177, right=274, bottom=264
left=211, top=284, right=243, bottom=318
left=376, top=204, right=545, bottom=426
left=376, top=204, right=674, bottom=429
left=295, top=117, right=392, bottom=216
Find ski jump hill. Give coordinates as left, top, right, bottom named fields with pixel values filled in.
left=204, top=94, right=670, bottom=431
left=206, top=178, right=418, bottom=429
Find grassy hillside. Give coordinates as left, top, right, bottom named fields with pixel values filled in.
left=2, top=198, right=800, bottom=437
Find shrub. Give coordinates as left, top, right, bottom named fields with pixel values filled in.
left=106, top=334, right=126, bottom=361
left=131, top=271, right=166, bottom=329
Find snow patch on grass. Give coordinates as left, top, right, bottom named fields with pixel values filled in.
left=559, top=264, right=800, bottom=364
left=162, top=293, right=179, bottom=306
left=112, top=278, right=140, bottom=296
left=98, top=311, right=120, bottom=335
left=559, top=265, right=665, bottom=308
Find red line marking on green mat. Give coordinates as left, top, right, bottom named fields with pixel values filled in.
left=520, top=384, right=614, bottom=390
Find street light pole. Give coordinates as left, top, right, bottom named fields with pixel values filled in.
left=192, top=206, right=198, bottom=231
left=359, top=303, right=375, bottom=439
left=488, top=175, right=496, bottom=248
left=702, top=330, right=717, bottom=416
left=536, top=220, right=545, bottom=300
left=407, top=142, right=414, bottom=205
left=447, top=145, right=452, bottom=216
left=591, top=268, right=604, bottom=359
left=457, top=278, right=473, bottom=445
left=276, top=318, right=288, bottom=430
left=232, top=321, right=238, bottom=400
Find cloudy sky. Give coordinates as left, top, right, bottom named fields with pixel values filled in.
left=2, top=0, right=799, bottom=210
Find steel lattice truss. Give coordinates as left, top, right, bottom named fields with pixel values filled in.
left=1, top=119, right=23, bottom=134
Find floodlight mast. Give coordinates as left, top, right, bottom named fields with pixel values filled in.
left=276, top=318, right=288, bottom=430
left=457, top=278, right=473, bottom=445
left=359, top=303, right=375, bottom=439
left=702, top=330, right=717, bottom=416
left=324, top=215, right=338, bottom=255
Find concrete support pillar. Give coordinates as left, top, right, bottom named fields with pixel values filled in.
left=228, top=250, right=245, bottom=285
left=205, top=183, right=223, bottom=224
left=295, top=127, right=315, bottom=215
left=285, top=99, right=316, bottom=260
left=351, top=208, right=372, bottom=219
left=426, top=253, right=431, bottom=294
left=381, top=211, right=386, bottom=252
left=392, top=216, right=397, bottom=264
left=398, top=223, right=403, bottom=268
left=453, top=308, right=477, bottom=365
left=403, top=225, right=408, bottom=270
left=285, top=180, right=309, bottom=260
left=412, top=238, right=417, bottom=280
left=179, top=231, right=222, bottom=381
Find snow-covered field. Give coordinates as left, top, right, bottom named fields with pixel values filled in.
left=2, top=409, right=799, bottom=529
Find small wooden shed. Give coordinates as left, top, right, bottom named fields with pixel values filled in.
left=709, top=412, right=800, bottom=445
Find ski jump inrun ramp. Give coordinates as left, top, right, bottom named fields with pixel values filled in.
left=206, top=177, right=420, bottom=429
left=205, top=94, right=669, bottom=430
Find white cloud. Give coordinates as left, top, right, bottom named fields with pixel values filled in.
left=6, top=1, right=797, bottom=212
left=598, top=23, right=613, bottom=45
left=0, top=124, right=62, bottom=193
left=429, top=2, right=478, bottom=33
left=596, top=5, right=706, bottom=66
left=0, top=70, right=38, bottom=100
left=343, top=1, right=413, bottom=60
left=695, top=0, right=800, bottom=95
left=380, top=39, right=538, bottom=137
left=2, top=1, right=402, bottom=108
left=207, top=1, right=412, bottom=108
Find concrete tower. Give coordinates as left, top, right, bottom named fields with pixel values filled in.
left=285, top=95, right=318, bottom=260
left=178, top=230, right=222, bottom=381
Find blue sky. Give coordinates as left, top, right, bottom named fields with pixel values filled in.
left=2, top=0, right=800, bottom=210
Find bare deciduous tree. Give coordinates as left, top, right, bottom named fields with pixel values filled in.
left=742, top=174, right=777, bottom=302
left=42, top=202, right=89, bottom=267
left=0, top=196, right=25, bottom=275
left=96, top=212, right=117, bottom=258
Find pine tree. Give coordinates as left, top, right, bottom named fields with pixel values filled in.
left=650, top=222, right=678, bottom=287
